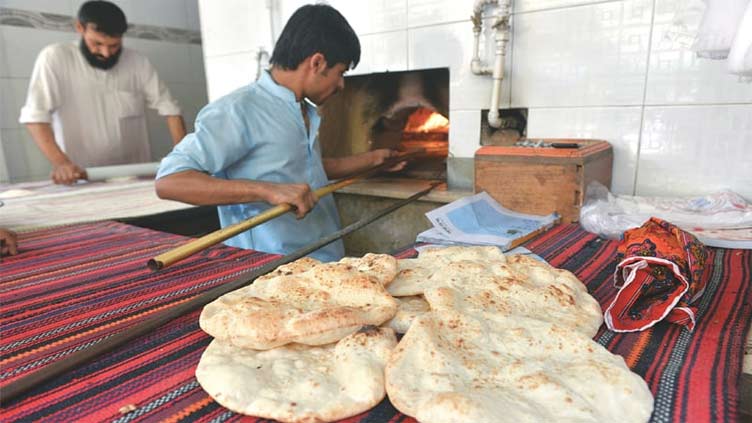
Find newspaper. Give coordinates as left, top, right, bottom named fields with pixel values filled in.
left=417, top=191, right=559, bottom=250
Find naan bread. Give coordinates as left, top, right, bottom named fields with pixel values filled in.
left=388, top=246, right=508, bottom=297
left=200, top=262, right=398, bottom=349
left=255, top=257, right=322, bottom=283
left=383, top=295, right=430, bottom=334
left=420, top=259, right=603, bottom=337
left=388, top=250, right=602, bottom=336
left=338, top=253, right=398, bottom=286
left=197, top=326, right=397, bottom=423
left=385, top=309, right=653, bottom=423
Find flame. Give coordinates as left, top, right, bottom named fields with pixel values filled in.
left=418, top=113, right=449, bottom=132
left=404, top=109, right=449, bottom=133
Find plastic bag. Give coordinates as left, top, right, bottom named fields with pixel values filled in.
left=579, top=182, right=752, bottom=241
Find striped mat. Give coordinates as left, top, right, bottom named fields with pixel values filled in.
left=1, top=222, right=750, bottom=422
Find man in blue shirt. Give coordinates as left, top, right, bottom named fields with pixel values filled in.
left=155, top=4, right=402, bottom=262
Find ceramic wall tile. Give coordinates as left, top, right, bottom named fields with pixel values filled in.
left=526, top=106, right=643, bottom=195
left=125, top=38, right=192, bottom=84
left=350, top=30, right=408, bottom=75
left=0, top=0, right=75, bottom=15
left=0, top=127, right=50, bottom=181
left=0, top=78, right=28, bottom=129
left=185, top=0, right=201, bottom=31
left=0, top=131, right=8, bottom=182
left=146, top=109, right=172, bottom=160
left=645, top=0, right=752, bottom=105
left=199, top=0, right=261, bottom=58
left=126, top=0, right=188, bottom=29
left=448, top=109, right=482, bottom=158
left=327, top=0, right=407, bottom=34
left=204, top=52, right=254, bottom=102
left=170, top=81, right=208, bottom=131
left=408, top=19, right=512, bottom=111
left=187, top=44, right=207, bottom=84
left=0, top=26, right=68, bottom=78
left=278, top=0, right=311, bottom=29
left=407, top=0, right=474, bottom=28
left=636, top=105, right=752, bottom=200
left=511, top=0, right=652, bottom=107
left=513, top=0, right=615, bottom=14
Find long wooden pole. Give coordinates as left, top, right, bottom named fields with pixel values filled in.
left=0, top=182, right=441, bottom=405
left=147, top=151, right=422, bottom=270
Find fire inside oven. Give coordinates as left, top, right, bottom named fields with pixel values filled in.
left=318, top=68, right=450, bottom=180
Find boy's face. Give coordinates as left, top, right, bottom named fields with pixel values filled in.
left=306, top=62, right=347, bottom=105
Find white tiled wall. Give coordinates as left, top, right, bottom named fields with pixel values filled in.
left=0, top=0, right=208, bottom=183
left=199, top=0, right=752, bottom=199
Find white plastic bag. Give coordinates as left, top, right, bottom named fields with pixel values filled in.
left=579, top=182, right=752, bottom=241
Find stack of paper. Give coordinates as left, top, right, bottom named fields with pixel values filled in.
left=417, top=192, right=560, bottom=250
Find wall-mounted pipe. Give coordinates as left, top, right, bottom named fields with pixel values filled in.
left=470, top=0, right=511, bottom=128
left=470, top=0, right=498, bottom=75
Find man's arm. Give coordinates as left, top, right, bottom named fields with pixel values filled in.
left=165, top=115, right=187, bottom=145
left=25, top=123, right=86, bottom=185
left=322, top=148, right=405, bottom=180
left=155, top=170, right=317, bottom=219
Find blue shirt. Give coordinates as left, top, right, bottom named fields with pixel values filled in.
left=157, top=71, right=344, bottom=262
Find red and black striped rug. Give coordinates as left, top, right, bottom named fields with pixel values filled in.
left=1, top=222, right=749, bottom=422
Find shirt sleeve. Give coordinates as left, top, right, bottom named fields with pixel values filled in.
left=19, top=46, right=62, bottom=124
left=156, top=98, right=251, bottom=178
left=140, top=56, right=182, bottom=116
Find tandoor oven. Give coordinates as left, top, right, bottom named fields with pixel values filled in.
left=318, top=68, right=449, bottom=180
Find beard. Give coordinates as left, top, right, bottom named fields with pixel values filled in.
left=79, top=39, right=121, bottom=70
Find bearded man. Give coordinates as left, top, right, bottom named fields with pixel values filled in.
left=19, top=0, right=186, bottom=184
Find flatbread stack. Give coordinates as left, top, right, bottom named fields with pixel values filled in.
left=384, top=246, right=653, bottom=422
left=196, top=254, right=401, bottom=422
left=199, top=254, right=399, bottom=349
left=196, top=246, right=654, bottom=422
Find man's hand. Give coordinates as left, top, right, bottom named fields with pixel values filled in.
left=371, top=148, right=407, bottom=172
left=262, top=182, right=317, bottom=219
left=51, top=161, right=87, bottom=185
left=0, top=228, right=18, bottom=256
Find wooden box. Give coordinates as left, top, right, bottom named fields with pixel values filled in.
left=474, top=139, right=613, bottom=223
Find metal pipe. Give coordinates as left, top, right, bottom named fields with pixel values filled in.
left=470, top=0, right=498, bottom=76
left=469, top=0, right=511, bottom=128
left=487, top=2, right=511, bottom=128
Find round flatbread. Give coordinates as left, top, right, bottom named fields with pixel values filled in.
left=200, top=262, right=398, bottom=349
left=339, top=253, right=398, bottom=286
left=383, top=295, right=430, bottom=334
left=197, top=326, right=397, bottom=422
left=385, top=309, right=653, bottom=423
left=388, top=246, right=509, bottom=297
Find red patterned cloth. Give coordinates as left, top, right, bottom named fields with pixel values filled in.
left=1, top=222, right=749, bottom=423
left=605, top=217, right=709, bottom=332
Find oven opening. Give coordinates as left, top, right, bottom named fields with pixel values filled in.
left=318, top=68, right=450, bottom=182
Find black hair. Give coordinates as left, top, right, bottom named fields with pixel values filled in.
left=270, top=4, right=360, bottom=71
left=78, top=0, right=128, bottom=36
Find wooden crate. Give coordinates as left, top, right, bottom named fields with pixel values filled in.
left=474, top=139, right=613, bottom=223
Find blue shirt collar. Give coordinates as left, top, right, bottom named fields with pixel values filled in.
left=258, top=70, right=300, bottom=105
